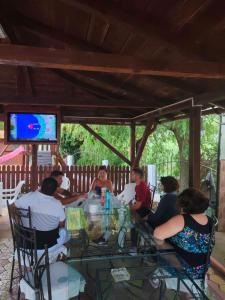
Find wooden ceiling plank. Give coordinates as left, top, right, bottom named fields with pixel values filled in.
left=11, top=14, right=192, bottom=101
left=52, top=69, right=158, bottom=107
left=167, top=0, right=212, bottom=33
left=63, top=0, right=191, bottom=61
left=86, top=13, right=95, bottom=42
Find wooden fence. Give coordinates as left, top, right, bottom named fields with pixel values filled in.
left=0, top=165, right=147, bottom=194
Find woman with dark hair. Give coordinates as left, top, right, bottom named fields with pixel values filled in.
left=154, top=188, right=214, bottom=280
left=90, top=166, right=113, bottom=195
left=147, top=176, right=179, bottom=228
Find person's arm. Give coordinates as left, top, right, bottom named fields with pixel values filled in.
left=131, top=184, right=146, bottom=211
left=59, top=220, right=66, bottom=228
left=57, top=187, right=72, bottom=197
left=90, top=178, right=97, bottom=192
left=131, top=201, right=142, bottom=210
left=55, top=193, right=86, bottom=205
left=148, top=196, right=168, bottom=227
left=108, top=180, right=113, bottom=193
left=153, top=215, right=184, bottom=241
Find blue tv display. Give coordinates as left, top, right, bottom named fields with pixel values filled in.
left=8, top=113, right=58, bottom=142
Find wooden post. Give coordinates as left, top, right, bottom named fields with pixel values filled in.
left=130, top=122, right=136, bottom=166
left=218, top=114, right=225, bottom=232
left=133, top=118, right=156, bottom=167
left=31, top=144, right=38, bottom=191
left=189, top=106, right=202, bottom=189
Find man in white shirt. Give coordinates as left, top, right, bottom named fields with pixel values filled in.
left=15, top=177, right=69, bottom=250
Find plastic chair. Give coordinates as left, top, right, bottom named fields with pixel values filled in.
left=60, top=176, right=70, bottom=191
left=0, top=180, right=25, bottom=215
left=148, top=184, right=156, bottom=209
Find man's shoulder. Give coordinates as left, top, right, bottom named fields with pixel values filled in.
left=48, top=196, right=64, bottom=208
left=162, top=193, right=177, bottom=201
left=17, top=191, right=35, bottom=201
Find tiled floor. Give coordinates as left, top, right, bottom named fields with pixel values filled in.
left=1, top=208, right=225, bottom=300
left=0, top=211, right=21, bottom=300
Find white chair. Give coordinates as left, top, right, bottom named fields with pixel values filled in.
left=60, top=176, right=70, bottom=191
left=117, top=183, right=136, bottom=205
left=0, top=180, right=25, bottom=215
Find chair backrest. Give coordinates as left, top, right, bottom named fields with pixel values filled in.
left=14, top=223, right=52, bottom=300
left=12, top=180, right=26, bottom=203
left=61, top=176, right=70, bottom=191
left=7, top=200, right=32, bottom=228
left=7, top=201, right=32, bottom=249
left=148, top=184, right=156, bottom=209
left=1, top=180, right=25, bottom=204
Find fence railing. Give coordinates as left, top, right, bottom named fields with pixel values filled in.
left=0, top=165, right=147, bottom=195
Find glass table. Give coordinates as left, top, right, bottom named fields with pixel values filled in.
left=67, top=253, right=209, bottom=300
left=65, top=200, right=209, bottom=299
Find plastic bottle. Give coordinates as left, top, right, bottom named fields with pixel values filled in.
left=101, top=188, right=105, bottom=208
left=104, top=189, right=111, bottom=211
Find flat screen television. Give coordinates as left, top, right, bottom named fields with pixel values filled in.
left=7, top=113, right=58, bottom=143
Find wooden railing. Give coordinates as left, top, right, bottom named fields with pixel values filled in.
left=0, top=165, right=147, bottom=194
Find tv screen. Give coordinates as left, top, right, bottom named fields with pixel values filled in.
left=8, top=113, right=58, bottom=142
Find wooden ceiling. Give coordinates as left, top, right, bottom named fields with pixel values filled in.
left=0, top=0, right=225, bottom=124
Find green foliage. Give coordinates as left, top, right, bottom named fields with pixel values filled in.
left=60, top=124, right=83, bottom=163
left=59, top=115, right=220, bottom=169
left=72, top=125, right=130, bottom=165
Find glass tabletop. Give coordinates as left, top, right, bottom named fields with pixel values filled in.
left=65, top=201, right=208, bottom=299
left=67, top=253, right=209, bottom=300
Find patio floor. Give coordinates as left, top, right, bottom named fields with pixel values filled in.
left=0, top=208, right=225, bottom=300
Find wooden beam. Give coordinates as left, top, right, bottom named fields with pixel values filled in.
left=133, top=118, right=156, bottom=167
left=2, top=44, right=225, bottom=79
left=195, top=91, right=225, bottom=106
left=31, top=144, right=38, bottom=191
left=0, top=95, right=154, bottom=109
left=167, top=0, right=211, bottom=33
left=130, top=122, right=136, bottom=165
left=81, top=123, right=131, bottom=165
left=217, top=115, right=225, bottom=231
left=133, top=98, right=194, bottom=122
left=189, top=106, right=202, bottom=189
left=63, top=115, right=134, bottom=124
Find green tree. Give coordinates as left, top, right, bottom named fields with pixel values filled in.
left=60, top=124, right=83, bottom=163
